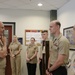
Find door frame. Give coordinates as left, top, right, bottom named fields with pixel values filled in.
left=3, top=22, right=16, bottom=35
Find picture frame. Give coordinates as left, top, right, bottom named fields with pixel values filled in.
left=63, top=26, right=75, bottom=50
left=18, top=37, right=23, bottom=44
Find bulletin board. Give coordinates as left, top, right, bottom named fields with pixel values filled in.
left=25, top=30, right=46, bottom=46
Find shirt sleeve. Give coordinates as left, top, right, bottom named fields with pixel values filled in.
left=35, top=45, right=38, bottom=52
left=18, top=43, right=22, bottom=50
left=58, top=39, right=70, bottom=55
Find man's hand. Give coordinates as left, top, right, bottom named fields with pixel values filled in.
left=46, top=69, right=53, bottom=75
left=1, top=36, right=6, bottom=45
left=0, top=36, right=7, bottom=58
left=46, top=70, right=50, bottom=75
left=0, top=50, right=7, bottom=58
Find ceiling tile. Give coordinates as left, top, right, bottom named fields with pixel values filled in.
left=0, top=0, right=72, bottom=11
left=2, top=0, right=24, bottom=6
left=0, top=0, right=9, bottom=3
left=0, top=3, right=12, bottom=8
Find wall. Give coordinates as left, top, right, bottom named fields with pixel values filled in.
left=57, top=0, right=75, bottom=75
left=0, top=9, right=50, bottom=75
left=57, top=0, right=75, bottom=33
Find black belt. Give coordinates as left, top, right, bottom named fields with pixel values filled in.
left=50, top=64, right=66, bottom=67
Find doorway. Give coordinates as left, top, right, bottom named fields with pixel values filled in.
left=3, top=22, right=15, bottom=75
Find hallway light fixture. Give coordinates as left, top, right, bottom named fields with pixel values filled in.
left=38, top=3, right=43, bottom=6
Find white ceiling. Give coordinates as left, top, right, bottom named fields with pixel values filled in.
left=0, top=0, right=71, bottom=11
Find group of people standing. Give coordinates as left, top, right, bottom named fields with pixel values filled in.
left=0, top=21, right=22, bottom=75
left=0, top=20, right=70, bottom=75
left=26, top=20, right=70, bottom=75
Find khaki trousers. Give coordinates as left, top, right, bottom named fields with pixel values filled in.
left=10, top=56, right=21, bottom=75
left=0, top=68, right=5, bottom=75
left=0, top=58, right=6, bottom=75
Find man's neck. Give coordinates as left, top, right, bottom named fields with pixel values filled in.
left=54, top=31, right=60, bottom=37
left=43, top=38, right=48, bottom=41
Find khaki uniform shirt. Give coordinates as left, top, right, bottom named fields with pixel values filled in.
left=9, top=42, right=22, bottom=56
left=27, top=43, right=38, bottom=64
left=0, top=40, right=6, bottom=68
left=39, top=39, right=53, bottom=59
left=50, top=33, right=70, bottom=66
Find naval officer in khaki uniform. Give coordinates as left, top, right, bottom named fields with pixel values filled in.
left=9, top=35, right=22, bottom=75
left=0, top=21, right=7, bottom=75
left=26, top=37, right=38, bottom=75
left=46, top=20, right=70, bottom=75
left=39, top=30, right=53, bottom=75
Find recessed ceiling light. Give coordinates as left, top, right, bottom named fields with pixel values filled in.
left=38, top=3, right=43, bottom=6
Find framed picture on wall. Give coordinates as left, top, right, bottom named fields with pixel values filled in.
left=63, top=26, right=75, bottom=50
left=25, top=30, right=48, bottom=46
